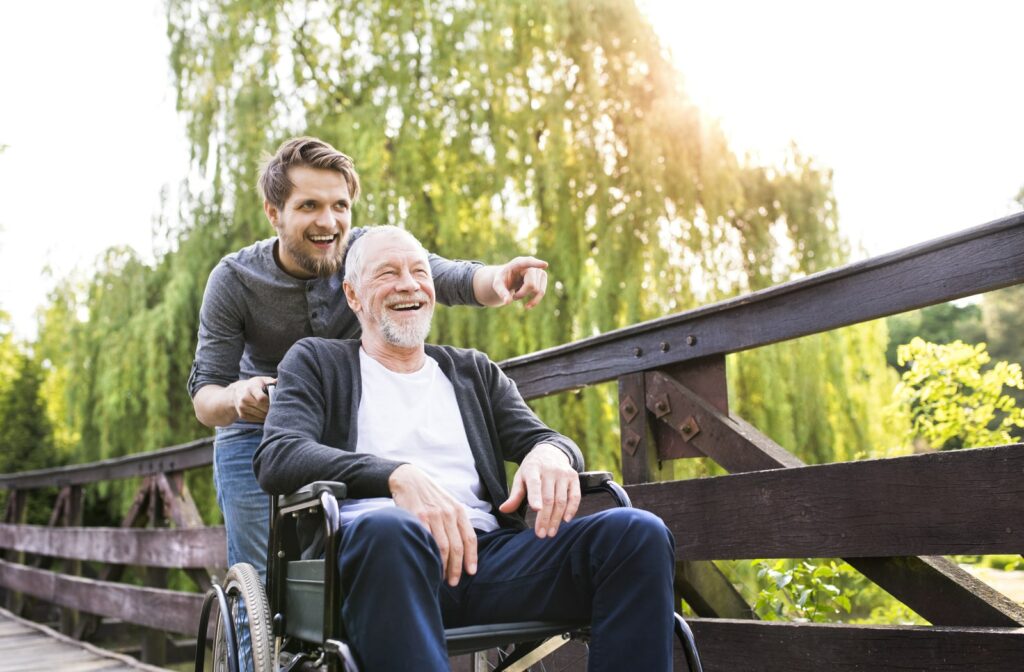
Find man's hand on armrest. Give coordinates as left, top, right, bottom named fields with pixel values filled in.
left=499, top=443, right=580, bottom=539
left=388, top=464, right=478, bottom=587
left=192, top=376, right=277, bottom=427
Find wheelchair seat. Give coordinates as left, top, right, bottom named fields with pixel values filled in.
left=196, top=473, right=703, bottom=672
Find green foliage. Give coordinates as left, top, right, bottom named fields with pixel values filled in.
left=159, top=0, right=902, bottom=471
left=26, top=0, right=904, bottom=526
left=886, top=302, right=986, bottom=369
left=896, top=338, right=1024, bottom=450
left=729, top=319, right=907, bottom=465
left=981, top=285, right=1024, bottom=367
left=753, top=559, right=852, bottom=622
left=0, top=350, right=61, bottom=523
left=722, top=558, right=926, bottom=625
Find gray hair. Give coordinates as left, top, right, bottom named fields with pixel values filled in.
left=343, top=226, right=429, bottom=291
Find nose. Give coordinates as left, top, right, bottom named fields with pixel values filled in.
left=395, top=267, right=419, bottom=291
left=316, top=207, right=335, bottom=228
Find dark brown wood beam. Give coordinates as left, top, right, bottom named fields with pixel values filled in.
left=676, top=561, right=757, bottom=620
left=504, top=211, right=1024, bottom=400
left=628, top=444, right=1024, bottom=559
left=681, top=619, right=1024, bottom=672
left=628, top=444, right=1024, bottom=625
left=645, top=371, right=1024, bottom=627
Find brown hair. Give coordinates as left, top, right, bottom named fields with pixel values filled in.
left=258, top=136, right=361, bottom=209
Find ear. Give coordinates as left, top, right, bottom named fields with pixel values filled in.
left=264, top=200, right=280, bottom=229
left=343, top=280, right=361, bottom=313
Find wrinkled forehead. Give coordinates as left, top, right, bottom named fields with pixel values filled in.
left=361, top=231, right=430, bottom=273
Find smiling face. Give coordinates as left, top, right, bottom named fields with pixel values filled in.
left=265, top=165, right=352, bottom=279
left=344, top=229, right=435, bottom=353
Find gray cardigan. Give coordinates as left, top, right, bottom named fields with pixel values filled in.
left=254, top=339, right=583, bottom=530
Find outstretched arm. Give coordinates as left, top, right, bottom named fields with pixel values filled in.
left=473, top=256, right=549, bottom=309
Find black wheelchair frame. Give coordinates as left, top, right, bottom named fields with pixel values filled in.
left=197, top=472, right=703, bottom=671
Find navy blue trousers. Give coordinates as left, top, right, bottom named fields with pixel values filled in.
left=338, top=507, right=676, bottom=671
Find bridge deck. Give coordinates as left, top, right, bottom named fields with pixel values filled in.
left=0, top=607, right=167, bottom=672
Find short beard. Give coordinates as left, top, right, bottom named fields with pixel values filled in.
left=281, top=235, right=347, bottom=278
left=373, top=298, right=433, bottom=348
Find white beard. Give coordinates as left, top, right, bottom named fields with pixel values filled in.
left=373, top=296, right=433, bottom=348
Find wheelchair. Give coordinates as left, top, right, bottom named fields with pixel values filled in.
left=196, top=472, right=703, bottom=672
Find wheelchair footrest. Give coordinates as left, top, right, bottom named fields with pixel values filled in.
left=445, top=620, right=587, bottom=656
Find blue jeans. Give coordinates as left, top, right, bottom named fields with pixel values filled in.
left=337, top=507, right=676, bottom=671
left=213, top=426, right=269, bottom=579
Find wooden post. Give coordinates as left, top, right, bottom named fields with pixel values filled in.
left=3, top=490, right=27, bottom=614
left=74, top=477, right=153, bottom=641
left=59, top=485, right=84, bottom=636
left=140, top=477, right=167, bottom=666
left=157, top=471, right=219, bottom=591
left=618, top=373, right=673, bottom=485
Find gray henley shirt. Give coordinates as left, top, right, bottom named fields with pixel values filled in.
left=187, top=228, right=482, bottom=407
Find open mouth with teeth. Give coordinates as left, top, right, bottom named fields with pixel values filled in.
left=388, top=301, right=425, bottom=312
left=307, top=233, right=339, bottom=249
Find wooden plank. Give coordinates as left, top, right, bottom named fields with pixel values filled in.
left=853, top=555, right=1024, bottom=629
left=73, top=479, right=155, bottom=642
left=502, top=211, right=1024, bottom=400
left=645, top=371, right=1024, bottom=626
left=0, top=524, right=226, bottom=569
left=0, top=558, right=203, bottom=635
left=0, top=437, right=213, bottom=490
left=681, top=619, right=1024, bottom=672
left=0, top=605, right=167, bottom=671
left=630, top=444, right=1024, bottom=560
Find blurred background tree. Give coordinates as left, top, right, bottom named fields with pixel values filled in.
left=25, top=0, right=910, bottom=520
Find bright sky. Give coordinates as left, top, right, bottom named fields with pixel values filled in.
left=1, top=1, right=1022, bottom=339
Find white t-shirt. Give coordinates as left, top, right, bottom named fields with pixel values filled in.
left=340, top=348, right=500, bottom=532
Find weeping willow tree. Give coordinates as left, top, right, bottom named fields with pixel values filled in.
left=34, top=0, right=904, bottom=509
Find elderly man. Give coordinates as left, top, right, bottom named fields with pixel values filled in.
left=189, top=137, right=549, bottom=577
left=254, top=226, right=675, bottom=671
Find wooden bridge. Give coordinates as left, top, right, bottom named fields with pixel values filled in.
left=2, top=213, right=1024, bottom=670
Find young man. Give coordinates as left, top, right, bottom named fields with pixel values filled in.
left=189, top=137, right=550, bottom=577
left=254, top=227, right=676, bottom=670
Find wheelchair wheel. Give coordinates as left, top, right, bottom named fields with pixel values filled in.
left=213, top=563, right=274, bottom=672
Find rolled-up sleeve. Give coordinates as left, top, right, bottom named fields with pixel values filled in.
left=429, top=253, right=482, bottom=307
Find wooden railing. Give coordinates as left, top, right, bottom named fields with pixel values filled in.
left=2, top=211, right=1024, bottom=669
left=0, top=438, right=224, bottom=664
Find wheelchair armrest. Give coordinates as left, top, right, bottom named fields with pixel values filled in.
left=579, top=471, right=612, bottom=491
left=278, top=481, right=348, bottom=510
left=579, top=471, right=632, bottom=508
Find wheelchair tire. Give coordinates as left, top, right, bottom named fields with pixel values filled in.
left=213, top=563, right=274, bottom=672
